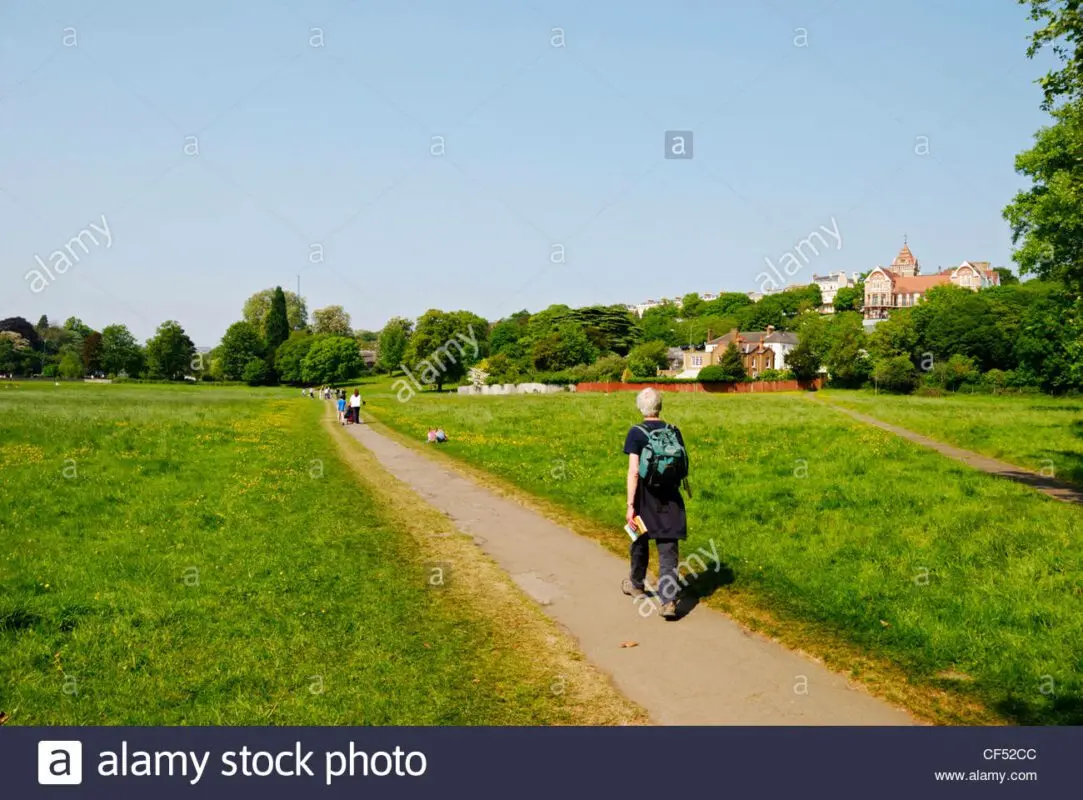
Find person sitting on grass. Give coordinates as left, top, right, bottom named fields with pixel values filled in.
left=435, top=428, right=448, bottom=443
left=427, top=428, right=437, bottom=443
left=621, top=387, right=689, bottom=621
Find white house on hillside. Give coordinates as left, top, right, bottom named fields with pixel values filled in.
left=812, top=271, right=861, bottom=314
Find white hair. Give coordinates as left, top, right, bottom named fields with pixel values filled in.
left=635, top=387, right=662, bottom=417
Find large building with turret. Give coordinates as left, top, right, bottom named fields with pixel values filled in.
left=863, top=242, right=999, bottom=320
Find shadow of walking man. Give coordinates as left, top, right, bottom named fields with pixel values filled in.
left=671, top=561, right=736, bottom=620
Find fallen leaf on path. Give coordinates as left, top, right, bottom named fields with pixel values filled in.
left=619, top=641, right=639, bottom=648
left=0, top=711, right=8, bottom=726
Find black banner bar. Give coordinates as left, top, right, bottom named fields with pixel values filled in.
left=3, top=726, right=1073, bottom=798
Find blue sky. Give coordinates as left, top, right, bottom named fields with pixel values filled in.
left=0, top=0, right=1056, bottom=346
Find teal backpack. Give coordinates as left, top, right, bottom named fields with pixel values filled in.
left=635, top=424, right=689, bottom=490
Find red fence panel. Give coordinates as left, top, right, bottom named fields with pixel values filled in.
left=575, top=379, right=821, bottom=394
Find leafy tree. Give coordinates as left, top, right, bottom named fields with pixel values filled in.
left=36, top=315, right=49, bottom=334
left=626, top=341, right=669, bottom=378
left=100, top=324, right=143, bottom=376
left=483, top=352, right=530, bottom=384
left=63, top=317, right=92, bottom=341
left=301, top=335, right=363, bottom=384
left=681, top=293, right=704, bottom=317
left=145, top=320, right=195, bottom=380
left=587, top=353, right=628, bottom=381
left=312, top=305, right=353, bottom=336
left=639, top=303, right=681, bottom=346
left=1003, top=2, right=1083, bottom=293
left=219, top=321, right=266, bottom=380
left=1020, top=0, right=1083, bottom=110
left=58, top=351, right=83, bottom=379
left=678, top=314, right=739, bottom=348
left=700, top=293, right=753, bottom=317
left=242, top=357, right=270, bottom=386
left=910, top=285, right=1012, bottom=371
left=872, top=355, right=918, bottom=393
left=0, top=337, right=19, bottom=375
left=376, top=317, right=412, bottom=374
left=274, top=332, right=315, bottom=384
left=265, top=286, right=290, bottom=350
left=81, top=331, right=103, bottom=373
left=994, top=266, right=1019, bottom=285
left=243, top=288, right=308, bottom=334
left=0, top=332, right=33, bottom=375
left=531, top=322, right=598, bottom=372
left=489, top=317, right=527, bottom=357
left=0, top=317, right=41, bottom=350
left=696, top=364, right=728, bottom=381
left=786, top=336, right=822, bottom=380
left=823, top=313, right=871, bottom=387
left=714, top=342, right=747, bottom=382
left=833, top=285, right=861, bottom=313
left=207, top=354, right=226, bottom=382
left=526, top=304, right=575, bottom=340
left=736, top=295, right=788, bottom=331
left=867, top=309, right=920, bottom=363
left=1003, top=98, right=1083, bottom=293
left=1013, top=289, right=1083, bottom=391
left=403, top=309, right=488, bottom=390
left=927, top=354, right=980, bottom=391
left=572, top=305, right=640, bottom=355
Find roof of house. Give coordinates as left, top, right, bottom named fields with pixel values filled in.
left=764, top=331, right=799, bottom=345
left=892, top=274, right=950, bottom=292
left=707, top=329, right=799, bottom=347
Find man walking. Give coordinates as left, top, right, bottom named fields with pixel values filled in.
left=621, top=387, right=689, bottom=620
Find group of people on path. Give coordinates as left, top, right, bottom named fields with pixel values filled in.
left=303, top=386, right=337, bottom=400
left=303, top=386, right=364, bottom=424
left=338, top=389, right=364, bottom=424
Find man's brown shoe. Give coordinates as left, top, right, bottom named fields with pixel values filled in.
left=621, top=579, right=648, bottom=600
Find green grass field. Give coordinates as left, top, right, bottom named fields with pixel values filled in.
left=823, top=390, right=1083, bottom=490
left=0, top=382, right=630, bottom=725
left=363, top=383, right=1083, bottom=725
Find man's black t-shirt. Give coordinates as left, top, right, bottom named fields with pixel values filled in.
left=623, top=420, right=687, bottom=541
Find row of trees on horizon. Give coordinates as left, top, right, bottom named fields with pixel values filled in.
left=2, top=271, right=1079, bottom=395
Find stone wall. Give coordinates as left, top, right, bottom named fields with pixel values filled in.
left=457, top=383, right=575, bottom=395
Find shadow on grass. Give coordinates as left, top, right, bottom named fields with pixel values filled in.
left=995, top=692, right=1083, bottom=726
left=672, top=561, right=736, bottom=620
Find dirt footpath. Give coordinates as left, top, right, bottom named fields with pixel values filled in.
left=343, top=420, right=915, bottom=725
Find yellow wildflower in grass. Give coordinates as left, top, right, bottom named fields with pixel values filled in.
left=0, top=443, right=46, bottom=468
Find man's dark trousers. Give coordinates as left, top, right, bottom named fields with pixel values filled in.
left=630, top=537, right=680, bottom=603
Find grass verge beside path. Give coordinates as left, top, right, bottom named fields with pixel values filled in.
left=361, top=383, right=1083, bottom=726
left=822, top=390, right=1083, bottom=491
left=0, top=382, right=644, bottom=725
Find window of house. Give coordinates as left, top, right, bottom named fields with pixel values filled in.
left=692, top=356, right=702, bottom=366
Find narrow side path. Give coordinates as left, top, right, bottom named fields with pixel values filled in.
left=813, top=396, right=1083, bottom=505
left=342, top=418, right=914, bottom=725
